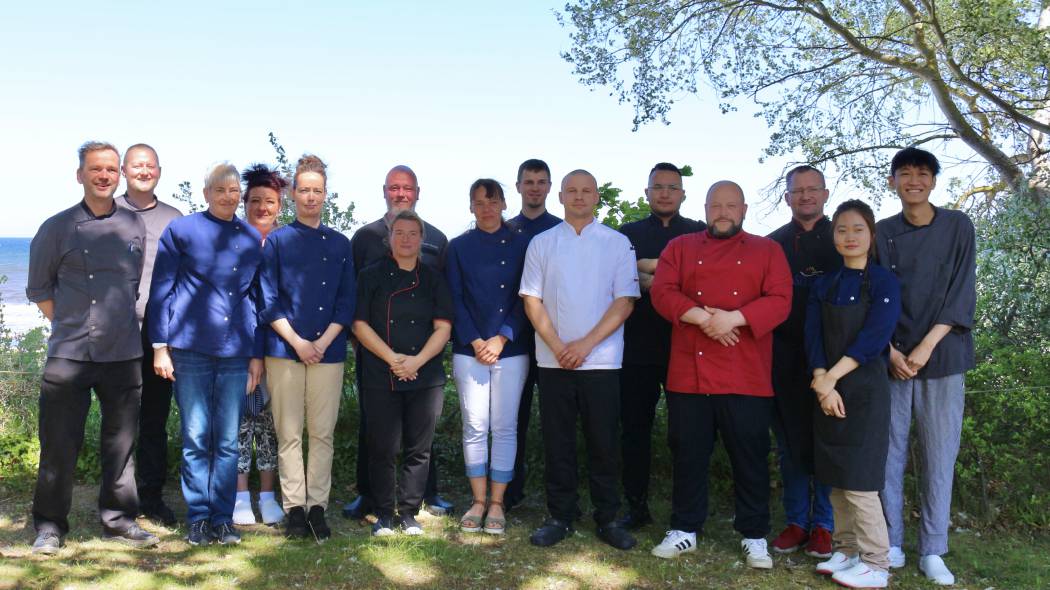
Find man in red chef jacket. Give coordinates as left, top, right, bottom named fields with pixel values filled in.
left=649, top=180, right=792, bottom=569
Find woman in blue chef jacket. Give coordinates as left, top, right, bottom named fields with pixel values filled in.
left=804, top=200, right=901, bottom=589
left=148, top=162, right=265, bottom=546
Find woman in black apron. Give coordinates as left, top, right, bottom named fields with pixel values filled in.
left=803, top=200, right=901, bottom=589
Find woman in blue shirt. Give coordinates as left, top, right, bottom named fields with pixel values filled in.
left=804, top=200, right=901, bottom=589
left=148, top=162, right=265, bottom=546
left=259, top=154, right=355, bottom=541
left=446, top=179, right=530, bottom=535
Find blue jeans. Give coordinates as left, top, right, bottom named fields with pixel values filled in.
left=774, top=420, right=834, bottom=531
left=171, top=349, right=247, bottom=525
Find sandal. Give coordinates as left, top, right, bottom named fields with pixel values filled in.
left=460, top=499, right=486, bottom=533
left=483, top=500, right=506, bottom=536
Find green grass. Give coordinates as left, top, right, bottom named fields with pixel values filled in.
left=1, top=483, right=1047, bottom=590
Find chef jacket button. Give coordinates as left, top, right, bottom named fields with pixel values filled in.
left=235, top=245, right=239, bottom=249
left=390, top=320, right=394, bottom=324
left=849, top=296, right=855, bottom=301
left=322, top=281, right=327, bottom=286
left=322, top=235, right=326, bottom=240
left=319, top=306, right=324, bottom=311
left=884, top=298, right=890, bottom=303
left=228, top=291, right=233, bottom=296
left=223, top=316, right=229, bottom=322
left=90, top=325, right=95, bottom=331
left=501, top=239, right=505, bottom=244
left=83, top=249, right=89, bottom=254
left=500, top=284, right=505, bottom=289
left=890, top=264, right=896, bottom=269
left=233, top=267, right=237, bottom=271
left=696, top=291, right=701, bottom=296
left=697, top=260, right=703, bottom=265
left=316, top=331, right=321, bottom=336
left=390, top=272, right=394, bottom=276
left=410, top=320, right=415, bottom=324
left=698, top=351, right=703, bottom=356
left=499, top=308, right=503, bottom=313
left=91, top=299, right=96, bottom=305
left=323, top=257, right=327, bottom=261
left=733, top=290, right=738, bottom=295
left=501, top=260, right=506, bottom=265
left=737, top=260, right=741, bottom=264
left=88, top=274, right=94, bottom=279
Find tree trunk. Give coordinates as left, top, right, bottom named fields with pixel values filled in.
left=1029, top=4, right=1050, bottom=197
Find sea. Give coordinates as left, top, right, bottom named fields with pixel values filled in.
left=0, top=237, right=49, bottom=334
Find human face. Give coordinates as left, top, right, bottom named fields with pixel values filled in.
left=245, top=186, right=281, bottom=231
left=705, top=184, right=747, bottom=238
left=77, top=149, right=121, bottom=201
left=645, top=169, right=686, bottom=218
left=384, top=170, right=419, bottom=213
left=470, top=187, right=506, bottom=233
left=785, top=169, right=828, bottom=223
left=203, top=177, right=241, bottom=221
left=122, top=147, right=161, bottom=196
left=516, top=169, right=551, bottom=211
left=833, top=209, right=872, bottom=265
left=293, top=171, right=326, bottom=222
left=390, top=218, right=422, bottom=261
left=558, top=173, right=599, bottom=222
left=888, top=164, right=936, bottom=207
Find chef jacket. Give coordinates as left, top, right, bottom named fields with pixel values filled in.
left=651, top=229, right=792, bottom=395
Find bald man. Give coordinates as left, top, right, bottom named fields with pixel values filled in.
left=520, top=170, right=640, bottom=550
left=650, top=181, right=791, bottom=568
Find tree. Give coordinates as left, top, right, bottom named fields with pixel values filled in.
left=560, top=1, right=1050, bottom=200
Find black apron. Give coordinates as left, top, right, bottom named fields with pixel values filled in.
left=812, top=272, right=890, bottom=491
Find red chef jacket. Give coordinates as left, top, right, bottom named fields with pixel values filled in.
left=651, top=229, right=792, bottom=396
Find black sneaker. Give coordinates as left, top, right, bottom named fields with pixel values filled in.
left=596, top=522, right=637, bottom=550
left=529, top=518, right=573, bottom=547
left=31, top=531, right=62, bottom=555
left=212, top=522, right=241, bottom=545
left=422, top=494, right=454, bottom=516
left=140, top=500, right=177, bottom=527
left=615, top=509, right=653, bottom=530
left=398, top=514, right=424, bottom=536
left=103, top=523, right=160, bottom=548
left=285, top=506, right=308, bottom=539
left=186, top=520, right=212, bottom=546
left=307, top=506, right=331, bottom=541
left=371, top=517, right=396, bottom=537
left=342, top=495, right=372, bottom=520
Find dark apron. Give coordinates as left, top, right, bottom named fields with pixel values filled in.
left=812, top=273, right=890, bottom=491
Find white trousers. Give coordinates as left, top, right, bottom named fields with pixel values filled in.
left=452, top=353, right=529, bottom=483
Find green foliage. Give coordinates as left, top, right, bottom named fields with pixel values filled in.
left=596, top=163, right=694, bottom=229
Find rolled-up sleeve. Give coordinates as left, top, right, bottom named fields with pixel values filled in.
left=934, top=217, right=976, bottom=331
left=26, top=219, right=60, bottom=303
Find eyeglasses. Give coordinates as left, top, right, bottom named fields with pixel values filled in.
left=788, top=187, right=826, bottom=197
left=648, top=184, right=682, bottom=192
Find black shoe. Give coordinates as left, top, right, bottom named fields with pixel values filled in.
left=285, top=506, right=308, bottom=539
left=140, top=500, right=177, bottom=527
left=615, top=509, right=653, bottom=530
left=307, top=506, right=330, bottom=541
left=186, top=520, right=212, bottom=546
left=103, top=523, right=160, bottom=548
left=31, top=531, right=62, bottom=555
left=596, top=522, right=637, bottom=550
left=212, top=522, right=241, bottom=545
left=503, top=492, right=524, bottom=512
left=398, top=514, right=424, bottom=535
left=342, top=495, right=372, bottom=520
left=423, top=494, right=454, bottom=516
left=371, top=517, right=396, bottom=537
left=529, top=518, right=573, bottom=547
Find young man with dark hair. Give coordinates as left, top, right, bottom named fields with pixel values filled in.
left=616, top=162, right=703, bottom=528
left=766, top=165, right=840, bottom=558
left=876, top=147, right=975, bottom=586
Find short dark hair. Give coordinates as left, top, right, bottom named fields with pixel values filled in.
left=78, top=141, right=119, bottom=168
left=785, top=165, right=825, bottom=189
left=831, top=199, right=878, bottom=258
left=241, top=163, right=289, bottom=203
left=649, top=162, right=681, bottom=183
left=890, top=147, right=941, bottom=176
left=469, top=178, right=505, bottom=203
left=517, top=159, right=551, bottom=183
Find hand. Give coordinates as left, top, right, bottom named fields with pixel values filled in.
left=701, top=306, right=743, bottom=340
left=889, top=346, right=916, bottom=380
left=393, top=355, right=423, bottom=381
left=905, top=342, right=933, bottom=373
left=248, top=358, right=264, bottom=393
left=293, top=337, right=322, bottom=365
left=153, top=346, right=175, bottom=382
left=810, top=373, right=838, bottom=397
left=557, top=338, right=593, bottom=370
left=714, top=329, right=740, bottom=347
left=819, top=389, right=846, bottom=418
left=311, top=337, right=330, bottom=359
left=479, top=335, right=507, bottom=365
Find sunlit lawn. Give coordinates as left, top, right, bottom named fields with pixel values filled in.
left=1, top=483, right=1047, bottom=589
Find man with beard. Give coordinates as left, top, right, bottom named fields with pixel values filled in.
left=116, top=144, right=183, bottom=526
left=650, top=181, right=791, bottom=569
left=343, top=165, right=454, bottom=519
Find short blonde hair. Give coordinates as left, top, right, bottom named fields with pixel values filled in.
left=204, top=161, right=240, bottom=190
left=78, top=141, right=119, bottom=168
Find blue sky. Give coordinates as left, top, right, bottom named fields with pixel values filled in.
left=0, top=1, right=944, bottom=238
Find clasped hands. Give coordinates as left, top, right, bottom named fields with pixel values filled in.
left=471, top=335, right=508, bottom=366
left=810, top=370, right=846, bottom=418
left=292, top=336, right=329, bottom=366
left=388, top=353, right=423, bottom=381
left=889, top=344, right=930, bottom=380
left=682, top=306, right=742, bottom=346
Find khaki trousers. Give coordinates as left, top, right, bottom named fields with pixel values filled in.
left=266, top=357, right=344, bottom=510
left=830, top=488, right=890, bottom=572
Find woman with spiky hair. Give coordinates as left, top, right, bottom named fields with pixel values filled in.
left=232, top=163, right=288, bottom=528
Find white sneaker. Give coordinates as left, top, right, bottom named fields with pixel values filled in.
left=887, top=545, right=906, bottom=568
left=831, top=562, right=889, bottom=588
left=919, top=554, right=955, bottom=585
left=741, top=537, right=773, bottom=569
left=232, top=497, right=257, bottom=525
left=816, top=551, right=860, bottom=575
left=259, top=497, right=285, bottom=525
left=651, top=530, right=697, bottom=559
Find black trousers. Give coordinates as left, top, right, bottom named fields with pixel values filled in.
left=667, top=392, right=772, bottom=538
left=505, top=351, right=539, bottom=503
left=362, top=385, right=444, bottom=518
left=354, top=348, right=440, bottom=503
left=135, top=322, right=173, bottom=505
left=33, top=357, right=142, bottom=536
left=619, top=363, right=666, bottom=510
left=538, top=368, right=621, bottom=525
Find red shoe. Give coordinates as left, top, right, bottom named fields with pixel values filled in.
left=772, top=524, right=809, bottom=553
left=805, top=526, right=833, bottom=558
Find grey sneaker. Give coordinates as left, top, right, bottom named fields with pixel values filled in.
left=31, top=531, right=62, bottom=555
left=103, top=523, right=160, bottom=548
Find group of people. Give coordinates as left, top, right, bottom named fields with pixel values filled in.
left=27, top=141, right=974, bottom=589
